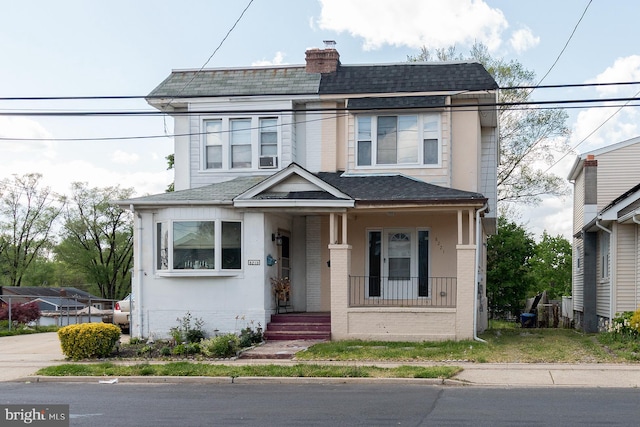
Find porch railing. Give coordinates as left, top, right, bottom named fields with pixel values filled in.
left=348, top=276, right=457, bottom=308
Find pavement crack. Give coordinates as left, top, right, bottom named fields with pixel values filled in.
left=548, top=370, right=555, bottom=384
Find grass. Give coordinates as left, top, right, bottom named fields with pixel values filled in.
left=0, top=324, right=58, bottom=337
left=295, top=327, right=629, bottom=364
left=36, top=362, right=461, bottom=380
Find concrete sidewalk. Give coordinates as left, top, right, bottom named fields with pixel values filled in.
left=3, top=333, right=640, bottom=387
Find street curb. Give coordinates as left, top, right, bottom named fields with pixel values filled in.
left=15, top=375, right=454, bottom=386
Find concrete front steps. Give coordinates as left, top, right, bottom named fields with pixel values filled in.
left=263, top=313, right=331, bottom=341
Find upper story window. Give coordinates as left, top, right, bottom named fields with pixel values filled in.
left=203, top=116, right=279, bottom=171
left=356, top=114, right=440, bottom=167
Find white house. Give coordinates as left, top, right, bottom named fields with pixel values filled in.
left=569, top=136, right=640, bottom=332
left=118, top=46, right=499, bottom=341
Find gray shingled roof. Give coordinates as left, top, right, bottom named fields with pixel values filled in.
left=148, top=67, right=319, bottom=98
left=347, top=95, right=446, bottom=110
left=119, top=176, right=267, bottom=205
left=147, top=62, right=497, bottom=99
left=316, top=172, right=486, bottom=203
left=320, top=63, right=498, bottom=94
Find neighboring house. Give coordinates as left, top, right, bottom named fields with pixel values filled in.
left=118, top=46, right=499, bottom=341
left=569, top=136, right=640, bottom=332
left=0, top=286, right=105, bottom=307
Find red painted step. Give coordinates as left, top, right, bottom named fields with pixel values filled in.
left=264, top=313, right=331, bottom=341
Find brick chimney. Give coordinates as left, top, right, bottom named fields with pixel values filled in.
left=305, top=41, right=340, bottom=74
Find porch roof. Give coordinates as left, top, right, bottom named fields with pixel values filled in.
left=316, top=172, right=486, bottom=205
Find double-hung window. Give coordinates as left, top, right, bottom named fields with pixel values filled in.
left=203, top=116, right=279, bottom=170
left=156, top=220, right=242, bottom=272
left=356, top=114, right=440, bottom=167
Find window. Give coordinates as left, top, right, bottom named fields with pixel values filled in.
left=205, top=119, right=222, bottom=169
left=357, top=114, right=440, bottom=167
left=155, top=220, right=242, bottom=272
left=260, top=118, right=278, bottom=157
left=600, top=233, right=610, bottom=279
left=203, top=116, right=280, bottom=170
left=230, top=119, right=252, bottom=169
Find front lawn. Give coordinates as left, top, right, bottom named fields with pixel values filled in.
left=295, top=328, right=628, bottom=363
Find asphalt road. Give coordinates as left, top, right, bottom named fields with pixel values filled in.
left=1, top=382, right=639, bottom=426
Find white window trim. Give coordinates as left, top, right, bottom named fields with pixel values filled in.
left=155, top=219, right=243, bottom=276
left=355, top=113, right=442, bottom=169
left=201, top=115, right=281, bottom=172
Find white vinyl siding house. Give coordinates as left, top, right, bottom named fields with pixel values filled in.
left=570, top=136, right=640, bottom=331
left=120, top=48, right=498, bottom=341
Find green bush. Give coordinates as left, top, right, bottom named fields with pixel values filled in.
left=200, top=334, right=240, bottom=358
left=58, top=323, right=121, bottom=360
left=608, top=311, right=638, bottom=336
left=172, top=342, right=201, bottom=356
left=630, top=309, right=640, bottom=335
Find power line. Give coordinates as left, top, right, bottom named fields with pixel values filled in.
left=2, top=95, right=640, bottom=118
left=534, top=0, right=592, bottom=89
left=2, top=80, right=640, bottom=101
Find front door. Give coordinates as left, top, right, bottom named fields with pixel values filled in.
left=278, top=231, right=290, bottom=281
left=366, top=228, right=430, bottom=300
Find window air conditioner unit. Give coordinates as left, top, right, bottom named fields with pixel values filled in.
left=259, top=155, right=278, bottom=169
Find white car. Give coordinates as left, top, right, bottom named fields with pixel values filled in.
left=113, top=294, right=132, bottom=332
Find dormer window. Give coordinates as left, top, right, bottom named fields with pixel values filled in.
left=203, top=116, right=280, bottom=171
left=356, top=113, right=441, bottom=167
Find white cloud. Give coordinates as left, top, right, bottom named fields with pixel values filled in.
left=0, top=158, right=171, bottom=197
left=509, top=27, right=540, bottom=54
left=588, top=55, right=640, bottom=95
left=317, top=0, right=508, bottom=52
left=251, top=52, right=287, bottom=66
left=112, top=150, right=140, bottom=165
left=0, top=117, right=57, bottom=158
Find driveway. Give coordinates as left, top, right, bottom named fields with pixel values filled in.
left=0, top=332, right=65, bottom=381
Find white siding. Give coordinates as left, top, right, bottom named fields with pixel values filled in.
left=306, top=216, right=322, bottom=311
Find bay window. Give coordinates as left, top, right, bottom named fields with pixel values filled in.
left=357, top=113, right=441, bottom=167
left=156, top=220, right=242, bottom=272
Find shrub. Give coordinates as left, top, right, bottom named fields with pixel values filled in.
left=172, top=342, right=201, bottom=356
left=200, top=334, right=240, bottom=358
left=608, top=311, right=637, bottom=336
left=0, top=302, right=40, bottom=324
left=630, top=309, right=640, bottom=335
left=58, top=323, right=121, bottom=360
left=169, top=312, right=205, bottom=344
left=239, top=325, right=263, bottom=348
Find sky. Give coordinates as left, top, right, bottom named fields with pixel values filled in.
left=2, top=0, right=640, bottom=241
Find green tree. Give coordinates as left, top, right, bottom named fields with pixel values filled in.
left=0, top=173, right=64, bottom=287
left=408, top=43, right=571, bottom=205
left=486, top=216, right=535, bottom=319
left=528, top=231, right=572, bottom=299
left=55, top=183, right=134, bottom=300
left=165, top=153, right=174, bottom=192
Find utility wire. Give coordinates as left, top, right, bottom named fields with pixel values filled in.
left=533, top=0, right=592, bottom=89
left=2, top=95, right=640, bottom=117
left=2, top=80, right=640, bottom=101
left=543, top=85, right=640, bottom=174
